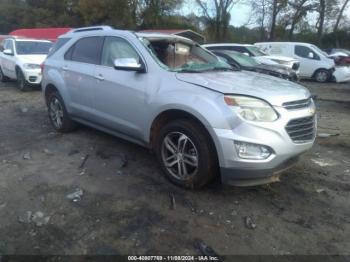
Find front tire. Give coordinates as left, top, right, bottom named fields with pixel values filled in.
left=16, top=69, right=30, bottom=91
left=47, top=91, right=77, bottom=133
left=155, top=119, right=218, bottom=189
left=0, top=67, right=10, bottom=82
left=314, top=69, right=330, bottom=83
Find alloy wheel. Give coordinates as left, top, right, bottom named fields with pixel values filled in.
left=316, top=71, right=328, bottom=82
left=49, top=97, right=64, bottom=129
left=161, top=132, right=199, bottom=180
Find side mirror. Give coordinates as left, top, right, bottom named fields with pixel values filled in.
left=114, top=58, right=145, bottom=73
left=308, top=52, right=314, bottom=59
left=3, top=49, right=13, bottom=56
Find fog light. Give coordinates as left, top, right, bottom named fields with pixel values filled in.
left=234, top=141, right=272, bottom=160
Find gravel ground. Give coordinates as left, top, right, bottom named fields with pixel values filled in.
left=0, top=81, right=349, bottom=256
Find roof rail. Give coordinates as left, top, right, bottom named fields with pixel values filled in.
left=72, top=26, right=113, bottom=33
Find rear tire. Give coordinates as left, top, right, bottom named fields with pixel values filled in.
left=16, top=69, right=30, bottom=91
left=314, top=69, right=330, bottom=83
left=155, top=119, right=218, bottom=189
left=0, top=67, right=10, bottom=82
left=47, top=91, right=77, bottom=133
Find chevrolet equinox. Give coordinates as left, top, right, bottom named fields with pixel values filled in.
left=42, top=26, right=316, bottom=188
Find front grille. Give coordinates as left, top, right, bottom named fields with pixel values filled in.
left=285, top=116, right=316, bottom=143
left=283, top=98, right=311, bottom=110
left=29, top=76, right=37, bottom=82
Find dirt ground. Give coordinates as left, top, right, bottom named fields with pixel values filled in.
left=0, top=80, right=349, bottom=256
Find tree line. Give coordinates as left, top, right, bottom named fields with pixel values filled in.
left=0, top=0, right=349, bottom=48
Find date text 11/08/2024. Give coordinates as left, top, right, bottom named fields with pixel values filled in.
left=128, top=256, right=220, bottom=261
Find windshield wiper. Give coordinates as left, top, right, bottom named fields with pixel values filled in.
left=177, top=68, right=204, bottom=73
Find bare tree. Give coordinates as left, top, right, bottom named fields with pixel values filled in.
left=316, top=0, right=325, bottom=44
left=287, top=0, right=316, bottom=40
left=196, top=0, right=240, bottom=41
left=251, top=0, right=269, bottom=40
left=334, top=0, right=350, bottom=46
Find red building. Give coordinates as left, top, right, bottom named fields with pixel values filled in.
left=9, top=28, right=72, bottom=42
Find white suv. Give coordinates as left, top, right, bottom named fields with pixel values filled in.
left=0, top=37, right=52, bottom=91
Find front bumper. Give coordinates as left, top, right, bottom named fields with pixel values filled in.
left=23, top=69, right=42, bottom=85
left=214, top=106, right=316, bottom=186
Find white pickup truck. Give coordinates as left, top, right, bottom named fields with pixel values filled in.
left=0, top=37, right=52, bottom=91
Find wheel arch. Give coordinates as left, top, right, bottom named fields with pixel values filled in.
left=312, top=67, right=331, bottom=79
left=149, top=109, right=221, bottom=166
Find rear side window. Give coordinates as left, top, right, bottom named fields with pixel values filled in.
left=67, top=36, right=104, bottom=65
left=48, top=38, right=71, bottom=57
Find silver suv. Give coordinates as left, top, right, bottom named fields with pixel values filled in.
left=42, top=26, right=316, bottom=188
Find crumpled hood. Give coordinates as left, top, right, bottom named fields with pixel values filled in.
left=17, top=55, right=47, bottom=65
left=176, top=71, right=310, bottom=106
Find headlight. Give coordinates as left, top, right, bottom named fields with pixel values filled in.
left=23, top=63, right=41, bottom=70
left=224, top=95, right=278, bottom=122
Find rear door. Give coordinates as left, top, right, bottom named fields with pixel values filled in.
left=62, top=36, right=104, bottom=118
left=92, top=36, right=148, bottom=140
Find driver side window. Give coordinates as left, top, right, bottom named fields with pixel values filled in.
left=295, top=45, right=320, bottom=60
left=101, top=37, right=140, bottom=67
left=4, top=40, right=14, bottom=53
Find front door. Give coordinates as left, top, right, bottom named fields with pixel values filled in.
left=93, top=36, right=148, bottom=140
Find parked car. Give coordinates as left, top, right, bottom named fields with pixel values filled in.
left=255, top=42, right=336, bottom=83
left=42, top=26, right=316, bottom=188
left=203, top=43, right=300, bottom=71
left=210, top=50, right=298, bottom=82
left=324, top=48, right=350, bottom=66
left=0, top=37, right=53, bottom=90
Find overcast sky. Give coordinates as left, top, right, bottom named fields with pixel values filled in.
left=182, top=1, right=251, bottom=27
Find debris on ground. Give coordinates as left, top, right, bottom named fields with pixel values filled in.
left=169, top=193, right=176, bottom=210
left=66, top=188, right=84, bottom=202
left=68, top=149, right=80, bottom=156
left=316, top=188, right=326, bottom=194
left=79, top=155, right=89, bottom=169
left=31, top=211, right=50, bottom=227
left=311, top=158, right=337, bottom=167
left=194, top=238, right=220, bottom=258
left=116, top=170, right=124, bottom=176
left=318, top=133, right=340, bottom=138
left=18, top=211, right=50, bottom=227
left=119, top=154, right=128, bottom=168
left=23, top=152, right=31, bottom=160
left=231, top=210, right=238, bottom=216
left=0, top=202, right=7, bottom=210
left=43, top=149, right=54, bottom=156
left=18, top=211, right=32, bottom=224
left=20, top=107, right=28, bottom=113
left=244, top=216, right=257, bottom=230
left=79, top=169, right=86, bottom=176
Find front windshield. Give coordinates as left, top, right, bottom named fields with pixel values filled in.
left=140, top=37, right=231, bottom=72
left=16, top=41, right=53, bottom=55
left=310, top=44, right=327, bottom=57
left=226, top=52, right=259, bottom=67
left=246, top=46, right=266, bottom=56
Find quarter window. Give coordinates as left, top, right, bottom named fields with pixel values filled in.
left=68, top=36, right=104, bottom=64
left=101, top=37, right=140, bottom=67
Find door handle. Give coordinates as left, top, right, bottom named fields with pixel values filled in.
left=94, top=74, right=105, bottom=81
left=61, top=66, right=68, bottom=71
